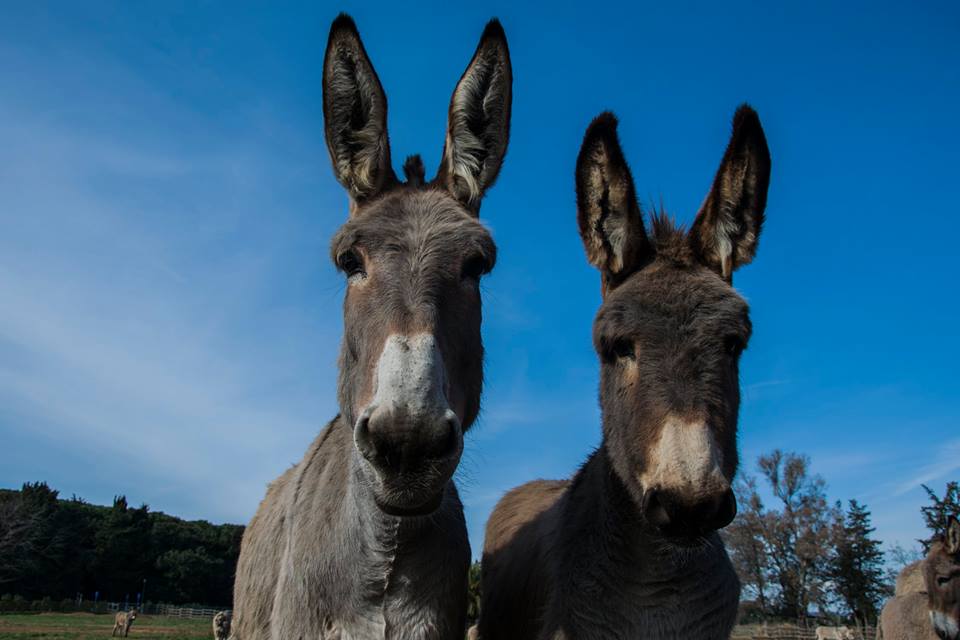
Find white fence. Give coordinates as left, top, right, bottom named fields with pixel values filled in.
left=102, top=601, right=227, bottom=620
left=731, top=624, right=877, bottom=640
left=152, top=604, right=225, bottom=619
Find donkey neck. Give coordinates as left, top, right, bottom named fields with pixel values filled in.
left=567, top=444, right=728, bottom=582
left=338, top=419, right=441, bottom=546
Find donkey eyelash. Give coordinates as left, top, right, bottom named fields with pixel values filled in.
left=605, top=338, right=635, bottom=362
left=460, top=254, right=491, bottom=281
left=723, top=335, right=746, bottom=357
left=337, top=250, right=366, bottom=279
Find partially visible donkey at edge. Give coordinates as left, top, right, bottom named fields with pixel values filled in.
left=477, top=106, right=771, bottom=640
left=111, top=609, right=137, bottom=637
left=213, top=610, right=231, bottom=640
left=879, top=516, right=960, bottom=640
left=231, top=13, right=512, bottom=640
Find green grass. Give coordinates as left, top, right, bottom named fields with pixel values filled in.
left=0, top=613, right=210, bottom=640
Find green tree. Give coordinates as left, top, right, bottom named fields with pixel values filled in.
left=0, top=484, right=243, bottom=606
left=466, top=561, right=482, bottom=624
left=829, top=499, right=886, bottom=626
left=920, top=482, right=960, bottom=550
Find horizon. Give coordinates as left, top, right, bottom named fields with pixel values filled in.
left=1, top=1, right=958, bottom=562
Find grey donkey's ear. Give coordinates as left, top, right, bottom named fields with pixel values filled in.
left=947, top=516, right=960, bottom=555
left=437, top=19, right=512, bottom=214
left=575, top=112, right=652, bottom=295
left=690, top=104, right=771, bottom=282
left=323, top=14, right=396, bottom=208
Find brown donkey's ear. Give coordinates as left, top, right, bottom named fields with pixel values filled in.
left=437, top=19, right=512, bottom=214
left=947, top=516, right=960, bottom=555
left=323, top=14, right=396, bottom=209
left=575, top=112, right=652, bottom=295
left=689, top=105, right=771, bottom=282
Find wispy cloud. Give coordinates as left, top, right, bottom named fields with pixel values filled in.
left=892, top=438, right=960, bottom=497
left=0, top=90, right=341, bottom=523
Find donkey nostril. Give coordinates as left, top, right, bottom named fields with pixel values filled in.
left=353, top=408, right=376, bottom=459
left=643, top=489, right=672, bottom=529
left=434, top=410, right=463, bottom=459
left=710, top=488, right=737, bottom=530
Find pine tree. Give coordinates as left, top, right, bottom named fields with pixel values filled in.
left=829, top=499, right=886, bottom=626
left=920, top=482, right=960, bottom=550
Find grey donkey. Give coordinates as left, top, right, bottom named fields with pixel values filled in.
left=112, top=609, right=137, bottom=637
left=230, top=13, right=512, bottom=640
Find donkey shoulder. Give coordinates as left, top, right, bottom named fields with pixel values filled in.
left=485, top=479, right=568, bottom=555
left=232, top=418, right=344, bottom=639
left=895, top=560, right=927, bottom=596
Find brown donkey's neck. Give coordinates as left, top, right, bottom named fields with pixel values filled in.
left=564, top=445, right=733, bottom=579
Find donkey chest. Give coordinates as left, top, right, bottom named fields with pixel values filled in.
left=315, top=582, right=448, bottom=640
left=282, top=539, right=453, bottom=640
left=557, top=559, right=739, bottom=640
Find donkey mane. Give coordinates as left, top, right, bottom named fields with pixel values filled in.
left=403, top=154, right=426, bottom=186
left=648, top=210, right=695, bottom=265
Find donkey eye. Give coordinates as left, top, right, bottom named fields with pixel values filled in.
left=938, top=575, right=951, bottom=587
left=337, top=250, right=365, bottom=279
left=610, top=339, right=635, bottom=362
left=724, top=335, right=745, bottom=357
left=461, top=254, right=490, bottom=281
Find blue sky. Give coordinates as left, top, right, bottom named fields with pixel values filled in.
left=1, top=1, right=958, bottom=560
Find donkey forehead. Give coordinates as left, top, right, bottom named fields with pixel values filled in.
left=331, top=190, right=495, bottom=262
left=597, top=264, right=750, bottom=338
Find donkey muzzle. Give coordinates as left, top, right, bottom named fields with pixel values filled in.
left=355, top=405, right=463, bottom=472
left=642, top=486, right=737, bottom=538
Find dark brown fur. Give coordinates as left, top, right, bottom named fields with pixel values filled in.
left=478, top=107, right=771, bottom=640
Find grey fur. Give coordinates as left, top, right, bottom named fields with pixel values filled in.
left=231, top=14, right=511, bottom=640
left=213, top=611, right=232, bottom=640
left=112, top=609, right=137, bottom=637
left=879, top=517, right=960, bottom=640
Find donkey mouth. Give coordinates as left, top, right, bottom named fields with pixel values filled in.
left=373, top=489, right=446, bottom=517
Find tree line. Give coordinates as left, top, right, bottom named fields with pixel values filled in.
left=0, top=483, right=243, bottom=606
left=3, top=466, right=958, bottom=620
left=723, top=451, right=958, bottom=627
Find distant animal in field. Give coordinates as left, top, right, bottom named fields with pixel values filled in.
left=230, top=12, right=513, bottom=640
left=816, top=625, right=855, bottom=640
left=878, top=516, right=960, bottom=639
left=111, top=609, right=137, bottom=637
left=477, top=105, right=771, bottom=640
left=212, top=610, right=231, bottom=640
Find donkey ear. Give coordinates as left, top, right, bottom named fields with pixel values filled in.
left=947, top=516, right=960, bottom=555
left=575, top=112, right=652, bottom=293
left=323, top=14, right=395, bottom=207
left=438, top=19, right=512, bottom=213
left=689, top=105, right=771, bottom=281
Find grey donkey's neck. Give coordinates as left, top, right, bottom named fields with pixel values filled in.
left=315, top=416, right=453, bottom=549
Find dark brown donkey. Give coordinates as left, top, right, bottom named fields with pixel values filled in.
left=477, top=106, right=771, bottom=640
left=231, top=14, right=511, bottom=640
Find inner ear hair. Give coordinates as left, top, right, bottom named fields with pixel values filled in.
left=322, top=14, right=395, bottom=204
left=689, top=104, right=771, bottom=282
left=439, top=19, right=512, bottom=212
left=575, top=112, right=651, bottom=290
left=948, top=516, right=960, bottom=554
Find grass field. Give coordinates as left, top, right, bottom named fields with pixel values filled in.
left=0, top=613, right=211, bottom=639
